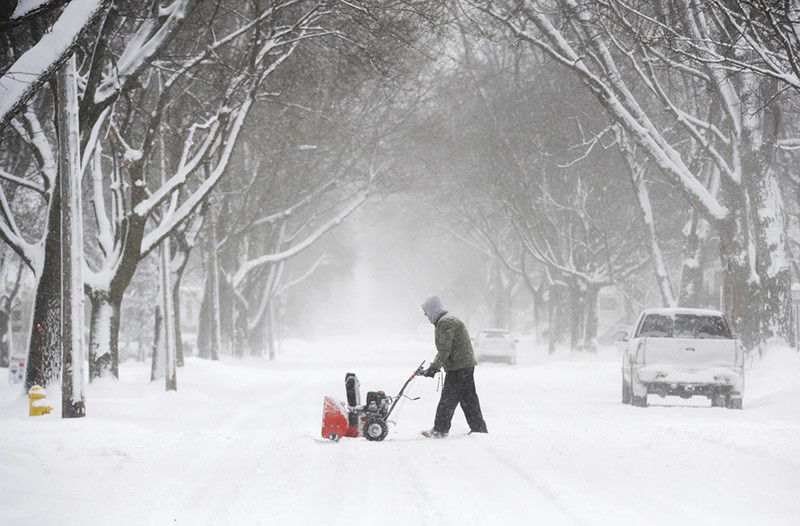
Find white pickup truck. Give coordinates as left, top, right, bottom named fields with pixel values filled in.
left=616, top=308, right=745, bottom=409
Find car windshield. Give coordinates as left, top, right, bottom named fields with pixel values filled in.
left=636, top=314, right=731, bottom=339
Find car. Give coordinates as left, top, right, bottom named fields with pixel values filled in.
left=473, top=329, right=517, bottom=365
left=616, top=308, right=744, bottom=409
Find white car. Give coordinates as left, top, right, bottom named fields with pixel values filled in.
left=616, top=308, right=744, bottom=409
left=473, top=329, right=517, bottom=365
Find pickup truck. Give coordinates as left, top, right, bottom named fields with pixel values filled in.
left=616, top=308, right=744, bottom=409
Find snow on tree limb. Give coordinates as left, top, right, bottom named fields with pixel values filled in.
left=133, top=114, right=224, bottom=219
left=138, top=100, right=250, bottom=258
left=0, top=167, right=45, bottom=196
left=0, top=0, right=112, bottom=132
left=230, top=189, right=368, bottom=289
left=483, top=1, right=729, bottom=221
left=11, top=111, right=56, bottom=191
left=90, top=144, right=113, bottom=259
left=0, top=182, right=39, bottom=273
left=2, top=1, right=65, bottom=26
left=93, top=0, right=190, bottom=106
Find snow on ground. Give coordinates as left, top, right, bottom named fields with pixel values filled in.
left=1, top=336, right=799, bottom=525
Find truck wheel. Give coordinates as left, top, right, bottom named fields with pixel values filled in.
left=622, top=379, right=631, bottom=405
left=725, top=396, right=743, bottom=410
left=364, top=418, right=388, bottom=441
left=630, top=367, right=647, bottom=407
left=711, top=394, right=725, bottom=407
left=632, top=393, right=647, bottom=407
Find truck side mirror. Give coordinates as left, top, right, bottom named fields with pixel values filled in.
left=613, top=330, right=629, bottom=342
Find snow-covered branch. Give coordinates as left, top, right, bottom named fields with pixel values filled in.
left=230, top=189, right=368, bottom=289
left=483, top=0, right=729, bottom=221
left=0, top=0, right=112, bottom=132
left=0, top=184, right=39, bottom=273
left=133, top=113, right=224, bottom=219
left=0, top=167, right=45, bottom=196
left=93, top=0, right=190, bottom=106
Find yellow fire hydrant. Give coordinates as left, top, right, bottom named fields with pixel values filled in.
left=28, top=385, right=52, bottom=416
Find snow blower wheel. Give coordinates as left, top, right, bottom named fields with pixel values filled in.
left=364, top=418, right=388, bottom=441
left=321, top=361, right=425, bottom=442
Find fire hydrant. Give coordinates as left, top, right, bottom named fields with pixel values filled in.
left=28, top=385, right=52, bottom=416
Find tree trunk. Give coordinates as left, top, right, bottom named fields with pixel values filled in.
left=267, top=299, right=277, bottom=361
left=0, top=253, right=23, bottom=368
left=678, top=212, right=706, bottom=307
left=718, top=186, right=760, bottom=348
left=233, top=297, right=249, bottom=357
left=749, top=167, right=792, bottom=345
left=547, top=285, right=557, bottom=354
left=151, top=302, right=164, bottom=381
left=88, top=290, right=121, bottom=380
left=569, top=283, right=584, bottom=352
left=25, top=192, right=62, bottom=391
left=249, top=322, right=264, bottom=357
left=0, top=310, right=9, bottom=367
left=207, top=216, right=221, bottom=361
left=624, top=144, right=677, bottom=308
left=728, top=76, right=792, bottom=348
left=172, top=273, right=184, bottom=366
left=160, top=240, right=177, bottom=391
left=583, top=285, right=599, bottom=353
left=197, top=276, right=211, bottom=359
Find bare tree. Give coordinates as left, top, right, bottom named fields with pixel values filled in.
left=475, top=0, right=795, bottom=348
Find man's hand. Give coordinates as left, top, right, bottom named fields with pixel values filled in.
left=421, top=366, right=438, bottom=378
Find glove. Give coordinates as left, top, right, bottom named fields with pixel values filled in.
left=421, top=366, right=438, bottom=378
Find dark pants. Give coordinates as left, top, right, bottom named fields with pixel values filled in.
left=434, top=366, right=488, bottom=434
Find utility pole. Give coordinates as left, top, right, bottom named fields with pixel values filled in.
left=57, top=54, right=86, bottom=418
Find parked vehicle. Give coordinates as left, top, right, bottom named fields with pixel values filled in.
left=473, top=329, right=517, bottom=365
left=616, top=308, right=744, bottom=409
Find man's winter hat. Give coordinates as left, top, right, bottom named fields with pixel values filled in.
left=422, top=295, right=444, bottom=323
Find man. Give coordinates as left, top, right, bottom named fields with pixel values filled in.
left=419, top=295, right=488, bottom=438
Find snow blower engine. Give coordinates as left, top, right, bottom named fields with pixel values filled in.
left=321, top=361, right=425, bottom=442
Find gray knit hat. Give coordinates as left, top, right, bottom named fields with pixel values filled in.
left=421, top=295, right=444, bottom=323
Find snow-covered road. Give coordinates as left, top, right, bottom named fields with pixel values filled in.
left=1, top=337, right=799, bottom=525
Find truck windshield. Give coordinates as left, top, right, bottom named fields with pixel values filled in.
left=637, top=314, right=732, bottom=339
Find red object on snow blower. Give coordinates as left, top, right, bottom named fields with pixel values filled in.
left=321, top=361, right=424, bottom=442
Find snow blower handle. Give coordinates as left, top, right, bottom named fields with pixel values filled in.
left=386, top=361, right=427, bottom=420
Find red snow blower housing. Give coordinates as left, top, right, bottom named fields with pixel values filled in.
left=321, top=361, right=424, bottom=442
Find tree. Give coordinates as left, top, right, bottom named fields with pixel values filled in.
left=82, top=0, right=348, bottom=380
left=476, top=0, right=795, bottom=348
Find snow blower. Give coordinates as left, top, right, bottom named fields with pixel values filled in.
left=321, top=361, right=425, bottom=442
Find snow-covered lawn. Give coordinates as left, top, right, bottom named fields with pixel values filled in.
left=1, top=337, right=799, bottom=525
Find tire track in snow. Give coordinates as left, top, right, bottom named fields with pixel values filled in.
left=167, top=377, right=314, bottom=524
left=395, top=452, right=455, bottom=526
left=469, top=438, right=590, bottom=526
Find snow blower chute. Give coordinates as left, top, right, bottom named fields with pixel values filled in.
left=321, top=361, right=425, bottom=442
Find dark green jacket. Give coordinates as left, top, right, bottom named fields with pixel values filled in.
left=431, top=311, right=477, bottom=373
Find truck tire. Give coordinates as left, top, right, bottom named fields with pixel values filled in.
left=622, top=379, right=631, bottom=404
left=711, top=394, right=725, bottom=407
left=725, top=396, right=743, bottom=410
left=630, top=366, right=647, bottom=407
left=632, top=394, right=647, bottom=407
